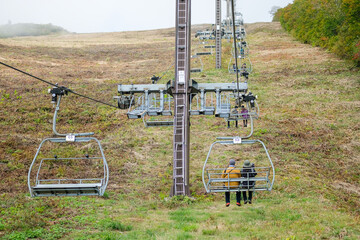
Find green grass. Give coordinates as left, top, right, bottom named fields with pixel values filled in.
left=0, top=22, right=359, bottom=239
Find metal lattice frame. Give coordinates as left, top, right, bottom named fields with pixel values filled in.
left=202, top=138, right=275, bottom=193
left=171, top=0, right=191, bottom=196
left=28, top=96, right=109, bottom=197
left=216, top=0, right=222, bottom=69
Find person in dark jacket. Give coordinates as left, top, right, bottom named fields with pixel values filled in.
left=227, top=106, right=239, bottom=128
left=241, top=160, right=257, bottom=204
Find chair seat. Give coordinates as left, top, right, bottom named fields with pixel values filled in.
left=34, top=183, right=101, bottom=189
left=190, top=107, right=215, bottom=116
left=196, top=52, right=212, bottom=56
left=127, top=110, right=146, bottom=119
left=32, top=183, right=102, bottom=197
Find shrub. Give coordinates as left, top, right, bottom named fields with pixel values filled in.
left=277, top=0, right=360, bottom=66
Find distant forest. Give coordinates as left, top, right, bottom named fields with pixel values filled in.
left=274, top=0, right=360, bottom=66
left=0, top=23, right=68, bottom=38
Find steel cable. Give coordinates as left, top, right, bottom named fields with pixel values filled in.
left=0, top=61, right=119, bottom=109
left=231, top=0, right=241, bottom=101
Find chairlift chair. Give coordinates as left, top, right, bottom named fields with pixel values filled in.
left=190, top=55, right=204, bottom=73
left=214, top=92, right=232, bottom=118
left=189, top=91, right=215, bottom=116
left=232, top=46, right=249, bottom=59
left=197, top=30, right=213, bottom=41
left=196, top=52, right=212, bottom=56
left=126, top=92, right=174, bottom=127
left=204, top=45, right=216, bottom=50
left=28, top=90, right=109, bottom=197
left=202, top=137, right=275, bottom=193
left=228, top=57, right=253, bottom=75
left=126, top=95, right=147, bottom=119
left=143, top=92, right=174, bottom=127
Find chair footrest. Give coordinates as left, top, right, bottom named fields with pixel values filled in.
left=209, top=177, right=268, bottom=183
left=146, top=121, right=174, bottom=127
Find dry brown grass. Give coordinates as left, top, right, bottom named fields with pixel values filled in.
left=0, top=23, right=360, bottom=239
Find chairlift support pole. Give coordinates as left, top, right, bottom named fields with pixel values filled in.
left=170, top=0, right=191, bottom=196
left=224, top=0, right=234, bottom=30
left=215, top=0, right=222, bottom=69
left=116, top=0, right=252, bottom=197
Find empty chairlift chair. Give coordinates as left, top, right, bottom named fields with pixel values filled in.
left=189, top=90, right=215, bottom=116
left=204, top=45, right=216, bottom=50
left=190, top=55, right=204, bottom=73
left=143, top=92, right=174, bottom=127
left=214, top=91, right=232, bottom=118
left=28, top=89, right=109, bottom=197
left=202, top=137, right=275, bottom=193
left=117, top=83, right=175, bottom=127
left=126, top=95, right=147, bottom=119
left=196, top=51, right=212, bottom=56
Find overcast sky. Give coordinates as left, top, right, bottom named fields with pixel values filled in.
left=0, top=0, right=293, bottom=33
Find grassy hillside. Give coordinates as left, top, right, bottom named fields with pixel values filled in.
left=0, top=22, right=359, bottom=239
left=0, top=23, right=68, bottom=38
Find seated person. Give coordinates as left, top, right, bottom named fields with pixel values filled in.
left=222, top=159, right=242, bottom=207
left=241, top=160, right=257, bottom=204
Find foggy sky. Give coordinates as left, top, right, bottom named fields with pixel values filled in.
left=0, top=0, right=293, bottom=33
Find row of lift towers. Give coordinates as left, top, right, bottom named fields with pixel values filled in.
left=28, top=0, right=274, bottom=197
left=114, top=0, right=273, bottom=196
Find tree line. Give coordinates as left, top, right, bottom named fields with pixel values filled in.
left=273, top=0, right=360, bottom=66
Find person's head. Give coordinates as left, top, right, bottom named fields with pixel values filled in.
left=229, top=159, right=236, bottom=166
left=241, top=105, right=245, bottom=108
left=243, top=160, right=251, bottom=167
left=235, top=106, right=238, bottom=109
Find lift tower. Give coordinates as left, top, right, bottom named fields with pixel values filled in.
left=215, top=0, right=222, bottom=69
left=224, top=0, right=234, bottom=29
left=116, top=0, right=250, bottom=197
left=171, top=0, right=191, bottom=196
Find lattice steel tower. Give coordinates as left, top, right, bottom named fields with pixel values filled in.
left=171, top=0, right=192, bottom=196
left=216, top=0, right=222, bottom=69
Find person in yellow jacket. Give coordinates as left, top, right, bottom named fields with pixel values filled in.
left=221, top=159, right=241, bottom=207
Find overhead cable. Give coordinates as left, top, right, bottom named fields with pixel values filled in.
left=0, top=61, right=119, bottom=109
left=231, top=0, right=241, bottom=101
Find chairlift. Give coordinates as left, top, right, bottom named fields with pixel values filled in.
left=228, top=57, right=253, bottom=75
left=28, top=88, right=109, bottom=197
left=214, top=92, right=231, bottom=118
left=196, top=30, right=214, bottom=41
left=240, top=40, right=248, bottom=48
left=143, top=115, right=174, bottom=127
left=202, top=137, right=275, bottom=193
left=126, top=94, right=147, bottom=119
left=192, top=38, right=213, bottom=56
left=213, top=91, right=259, bottom=138
left=189, top=91, right=215, bottom=116
left=232, top=46, right=249, bottom=59
left=143, top=92, right=174, bottom=127
left=240, top=28, right=246, bottom=38
left=196, top=52, right=212, bottom=56
left=190, top=55, right=204, bottom=73
left=204, top=45, right=216, bottom=49
left=126, top=92, right=174, bottom=127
